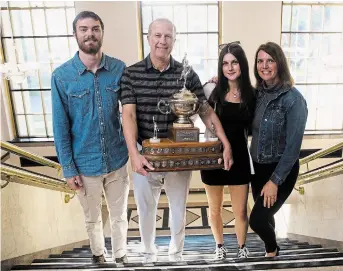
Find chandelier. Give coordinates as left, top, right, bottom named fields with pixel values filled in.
left=0, top=2, right=39, bottom=85
left=0, top=50, right=40, bottom=85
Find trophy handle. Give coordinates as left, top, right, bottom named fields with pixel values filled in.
left=157, top=100, right=171, bottom=114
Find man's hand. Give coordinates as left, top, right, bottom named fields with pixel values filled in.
left=208, top=76, right=218, bottom=84
left=223, top=145, right=234, bottom=171
left=66, top=175, right=83, bottom=190
left=261, top=180, right=278, bottom=208
left=131, top=153, right=154, bottom=176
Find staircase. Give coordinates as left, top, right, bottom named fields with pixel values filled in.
left=10, top=233, right=343, bottom=270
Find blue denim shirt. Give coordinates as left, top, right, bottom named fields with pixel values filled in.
left=51, top=52, right=128, bottom=178
left=250, top=84, right=308, bottom=185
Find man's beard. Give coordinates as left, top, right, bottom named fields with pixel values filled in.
left=76, top=34, right=103, bottom=55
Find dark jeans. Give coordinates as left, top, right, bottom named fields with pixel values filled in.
left=249, top=160, right=299, bottom=253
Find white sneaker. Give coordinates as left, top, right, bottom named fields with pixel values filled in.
left=169, top=254, right=183, bottom=262
left=143, top=254, right=157, bottom=263
left=215, top=246, right=227, bottom=260
left=237, top=246, right=249, bottom=258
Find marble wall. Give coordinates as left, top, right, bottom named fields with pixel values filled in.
left=1, top=181, right=88, bottom=261
left=275, top=137, right=343, bottom=241
left=275, top=174, right=343, bottom=242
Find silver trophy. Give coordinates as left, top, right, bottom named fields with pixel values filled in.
left=157, top=53, right=200, bottom=128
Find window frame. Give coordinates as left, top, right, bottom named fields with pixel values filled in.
left=139, top=1, right=221, bottom=133
left=139, top=1, right=221, bottom=80
left=1, top=2, right=76, bottom=140
left=281, top=1, right=343, bottom=132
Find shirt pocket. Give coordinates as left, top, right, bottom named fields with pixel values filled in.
left=273, top=105, right=287, bottom=127
left=69, top=89, right=90, bottom=118
left=105, top=85, right=120, bottom=111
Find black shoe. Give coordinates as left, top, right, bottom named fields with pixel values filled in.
left=92, top=254, right=106, bottom=264
left=116, top=254, right=128, bottom=264
left=265, top=246, right=280, bottom=257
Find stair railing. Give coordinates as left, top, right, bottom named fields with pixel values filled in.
left=296, top=141, right=343, bottom=195
left=1, top=140, right=343, bottom=198
left=1, top=164, right=72, bottom=193
left=0, top=141, right=74, bottom=202
left=0, top=141, right=62, bottom=173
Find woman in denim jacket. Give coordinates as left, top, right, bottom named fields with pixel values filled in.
left=248, top=42, right=308, bottom=257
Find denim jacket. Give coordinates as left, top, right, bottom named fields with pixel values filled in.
left=250, top=84, right=308, bottom=185
left=52, top=52, right=128, bottom=178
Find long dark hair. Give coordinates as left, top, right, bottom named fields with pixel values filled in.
left=209, top=43, right=254, bottom=116
left=254, top=42, right=294, bottom=88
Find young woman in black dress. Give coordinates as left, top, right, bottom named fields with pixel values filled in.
left=201, top=42, right=255, bottom=260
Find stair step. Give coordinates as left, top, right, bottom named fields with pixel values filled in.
left=121, top=236, right=292, bottom=242
left=60, top=244, right=323, bottom=256
left=33, top=251, right=343, bottom=264
left=11, top=257, right=343, bottom=270
left=47, top=248, right=339, bottom=259
left=80, top=241, right=308, bottom=250
left=10, top=233, right=343, bottom=270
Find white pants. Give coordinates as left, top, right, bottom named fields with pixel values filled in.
left=77, top=162, right=129, bottom=259
left=134, top=170, right=191, bottom=257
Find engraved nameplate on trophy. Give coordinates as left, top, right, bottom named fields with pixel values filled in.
left=142, top=138, right=223, bottom=172
left=168, top=127, right=199, bottom=142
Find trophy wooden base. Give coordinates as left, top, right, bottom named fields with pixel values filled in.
left=142, top=138, right=223, bottom=172
left=168, top=127, right=199, bottom=142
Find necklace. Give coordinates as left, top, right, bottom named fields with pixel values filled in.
left=231, top=89, right=240, bottom=98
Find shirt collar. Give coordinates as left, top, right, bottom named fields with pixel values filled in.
left=145, top=54, right=175, bottom=71
left=73, top=52, right=109, bottom=75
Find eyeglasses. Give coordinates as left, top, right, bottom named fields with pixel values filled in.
left=218, top=41, right=241, bottom=51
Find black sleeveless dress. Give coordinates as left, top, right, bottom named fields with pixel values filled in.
left=201, top=101, right=253, bottom=185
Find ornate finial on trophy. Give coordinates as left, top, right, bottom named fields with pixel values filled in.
left=180, top=53, right=192, bottom=89
left=150, top=116, right=161, bottom=143
left=158, top=52, right=199, bottom=129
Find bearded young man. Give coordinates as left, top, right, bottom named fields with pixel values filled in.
left=51, top=11, right=129, bottom=264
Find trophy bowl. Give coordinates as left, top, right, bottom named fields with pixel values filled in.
left=158, top=89, right=200, bottom=127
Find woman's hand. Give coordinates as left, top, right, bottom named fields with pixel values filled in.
left=223, top=145, right=234, bottom=171
left=261, top=180, right=278, bottom=208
